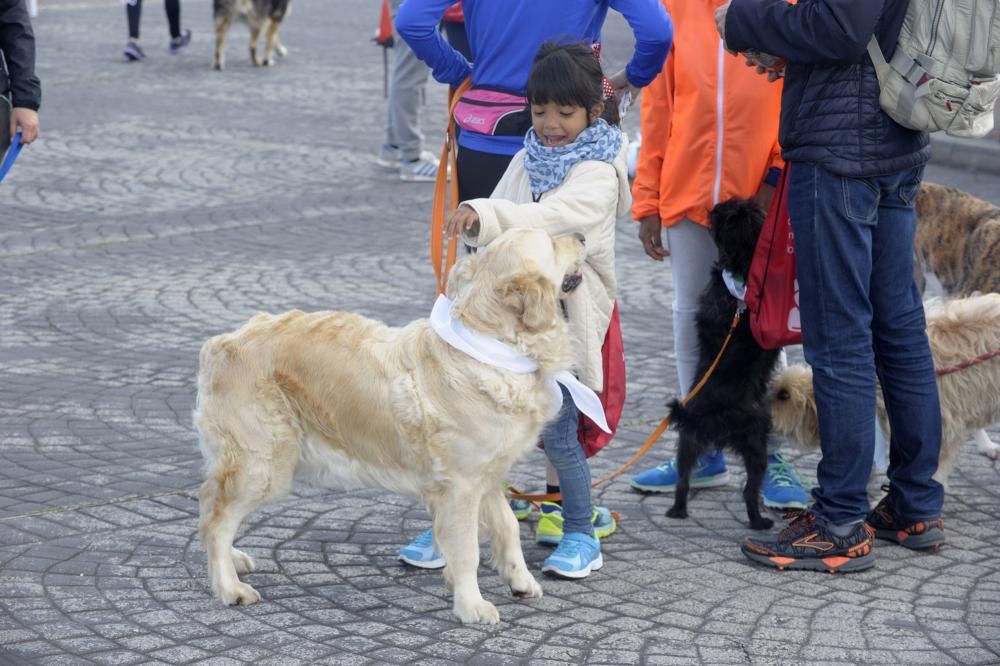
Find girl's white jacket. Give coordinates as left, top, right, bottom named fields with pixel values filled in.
left=463, top=138, right=632, bottom=391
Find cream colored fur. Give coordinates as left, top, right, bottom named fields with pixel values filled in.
left=194, top=228, right=585, bottom=624
left=770, top=293, right=1000, bottom=487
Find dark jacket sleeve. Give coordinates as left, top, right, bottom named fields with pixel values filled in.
left=0, top=0, right=42, bottom=110
left=726, top=0, right=884, bottom=64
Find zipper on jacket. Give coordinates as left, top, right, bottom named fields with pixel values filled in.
left=713, top=38, right=725, bottom=206
left=927, top=0, right=945, bottom=57
left=457, top=98, right=528, bottom=107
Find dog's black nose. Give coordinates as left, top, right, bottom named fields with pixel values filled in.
left=776, top=389, right=790, bottom=401
left=573, top=232, right=586, bottom=245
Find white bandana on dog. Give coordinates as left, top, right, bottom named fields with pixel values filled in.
left=722, top=270, right=747, bottom=303
left=430, top=295, right=611, bottom=433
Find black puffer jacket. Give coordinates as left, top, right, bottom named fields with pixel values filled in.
left=1, top=0, right=41, bottom=111
left=726, top=0, right=927, bottom=178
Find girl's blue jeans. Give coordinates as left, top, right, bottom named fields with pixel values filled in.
left=788, top=162, right=943, bottom=525
left=542, top=385, right=594, bottom=536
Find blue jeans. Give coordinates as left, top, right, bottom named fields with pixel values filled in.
left=543, top=386, right=594, bottom=536
left=788, top=162, right=943, bottom=525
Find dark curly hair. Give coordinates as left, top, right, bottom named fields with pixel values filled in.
left=526, top=41, right=620, bottom=127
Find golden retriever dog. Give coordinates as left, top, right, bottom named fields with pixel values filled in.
left=194, top=228, right=586, bottom=624
left=770, top=293, right=1000, bottom=487
left=213, top=0, right=291, bottom=71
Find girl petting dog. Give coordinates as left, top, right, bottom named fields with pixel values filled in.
left=439, top=41, right=631, bottom=578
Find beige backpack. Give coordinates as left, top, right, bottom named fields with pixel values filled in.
left=867, top=1, right=1000, bottom=138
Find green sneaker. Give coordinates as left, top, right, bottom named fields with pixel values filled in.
left=504, top=482, right=533, bottom=521
left=536, top=501, right=617, bottom=546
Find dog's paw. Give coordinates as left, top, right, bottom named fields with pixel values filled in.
left=749, top=516, right=774, bottom=531
left=231, top=548, right=255, bottom=574
left=977, top=441, right=1000, bottom=460
left=275, top=44, right=288, bottom=57
left=212, top=61, right=224, bottom=71
left=263, top=58, right=274, bottom=67
left=454, top=598, right=500, bottom=625
left=508, top=571, right=543, bottom=599
left=218, top=582, right=261, bottom=606
left=666, top=506, right=688, bottom=520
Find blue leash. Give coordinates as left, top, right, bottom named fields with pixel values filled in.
left=0, top=130, right=24, bottom=184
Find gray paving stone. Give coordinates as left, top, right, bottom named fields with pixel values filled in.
left=1, top=0, right=999, bottom=664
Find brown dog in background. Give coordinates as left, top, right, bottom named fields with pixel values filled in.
left=915, top=182, right=1000, bottom=296
left=770, top=294, right=1000, bottom=488
left=213, top=0, right=291, bottom=71
left=914, top=182, right=1000, bottom=464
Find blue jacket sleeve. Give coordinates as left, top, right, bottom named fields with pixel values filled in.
left=609, top=0, right=674, bottom=87
left=726, top=0, right=884, bottom=64
left=395, top=0, right=472, bottom=87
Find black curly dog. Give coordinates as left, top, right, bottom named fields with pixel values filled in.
left=666, top=199, right=779, bottom=530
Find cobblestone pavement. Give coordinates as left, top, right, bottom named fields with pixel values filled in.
left=2, top=1, right=999, bottom=664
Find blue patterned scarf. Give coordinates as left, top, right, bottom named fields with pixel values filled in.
left=523, top=119, right=623, bottom=197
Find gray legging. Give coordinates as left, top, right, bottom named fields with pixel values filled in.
left=666, top=219, right=785, bottom=454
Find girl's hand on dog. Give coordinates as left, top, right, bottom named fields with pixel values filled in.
left=638, top=214, right=669, bottom=261
left=446, top=205, right=481, bottom=238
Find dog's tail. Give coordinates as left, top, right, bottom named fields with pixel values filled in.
left=667, top=398, right=693, bottom=430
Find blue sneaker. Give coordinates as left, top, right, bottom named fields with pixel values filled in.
left=629, top=450, right=730, bottom=493
left=541, top=532, right=602, bottom=579
left=168, top=29, right=192, bottom=54
left=760, top=453, right=810, bottom=509
left=504, top=482, right=533, bottom=521
left=398, top=529, right=445, bottom=569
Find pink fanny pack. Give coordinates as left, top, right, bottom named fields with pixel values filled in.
left=453, top=87, right=531, bottom=137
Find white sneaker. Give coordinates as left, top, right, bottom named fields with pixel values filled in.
left=375, top=144, right=401, bottom=170
left=399, top=151, right=445, bottom=182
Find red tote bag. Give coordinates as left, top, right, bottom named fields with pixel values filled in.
left=744, top=168, right=803, bottom=350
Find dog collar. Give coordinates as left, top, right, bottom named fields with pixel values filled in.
left=722, top=270, right=747, bottom=303
left=430, top=295, right=610, bottom=433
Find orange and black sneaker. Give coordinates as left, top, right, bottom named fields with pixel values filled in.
left=741, top=510, right=875, bottom=573
left=866, top=490, right=945, bottom=551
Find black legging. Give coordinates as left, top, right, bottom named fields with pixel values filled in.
left=456, top=147, right=515, bottom=201
left=126, top=0, right=181, bottom=40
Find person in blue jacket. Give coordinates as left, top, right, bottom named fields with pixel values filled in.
left=395, top=0, right=673, bottom=200
left=717, top=0, right=944, bottom=573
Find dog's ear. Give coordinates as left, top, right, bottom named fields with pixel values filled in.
left=445, top=254, right=478, bottom=299
left=503, top=271, right=558, bottom=332
left=709, top=198, right=765, bottom=273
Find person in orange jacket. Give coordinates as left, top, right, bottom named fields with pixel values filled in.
left=628, top=0, right=809, bottom=509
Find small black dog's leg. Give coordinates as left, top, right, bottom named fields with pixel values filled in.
left=666, top=434, right=697, bottom=520
left=742, top=437, right=774, bottom=530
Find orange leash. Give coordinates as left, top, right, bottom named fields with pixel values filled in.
left=508, top=307, right=744, bottom=503
left=431, top=78, right=473, bottom=295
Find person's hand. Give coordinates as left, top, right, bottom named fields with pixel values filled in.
left=10, top=108, right=39, bottom=144
left=744, top=57, right=784, bottom=82
left=638, top=214, right=668, bottom=261
left=446, top=204, right=480, bottom=238
left=753, top=182, right=776, bottom=211
left=715, top=2, right=732, bottom=50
